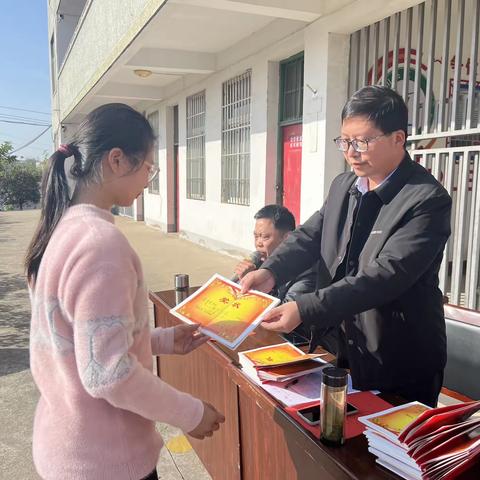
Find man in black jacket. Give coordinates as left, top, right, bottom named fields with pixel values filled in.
left=241, top=86, right=452, bottom=407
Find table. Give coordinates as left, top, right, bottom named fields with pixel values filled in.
left=150, top=288, right=479, bottom=480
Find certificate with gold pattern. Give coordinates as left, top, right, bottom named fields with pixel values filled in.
left=358, top=402, right=431, bottom=442
left=170, top=274, right=280, bottom=349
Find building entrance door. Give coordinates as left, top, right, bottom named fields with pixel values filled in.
left=281, top=123, right=302, bottom=224
left=277, top=52, right=304, bottom=224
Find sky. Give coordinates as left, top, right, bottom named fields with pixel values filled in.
left=0, top=1, right=52, bottom=160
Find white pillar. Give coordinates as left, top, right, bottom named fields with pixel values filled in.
left=301, top=29, right=350, bottom=221
left=264, top=61, right=280, bottom=205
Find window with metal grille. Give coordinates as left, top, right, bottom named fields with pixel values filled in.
left=221, top=70, right=251, bottom=205
left=147, top=111, right=159, bottom=194
left=186, top=91, right=206, bottom=200
left=280, top=53, right=304, bottom=125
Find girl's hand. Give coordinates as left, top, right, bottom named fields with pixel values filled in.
left=173, top=323, right=209, bottom=355
left=188, top=402, right=225, bottom=439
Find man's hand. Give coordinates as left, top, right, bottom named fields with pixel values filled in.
left=172, top=323, right=209, bottom=355
left=261, top=301, right=302, bottom=333
left=240, top=268, right=275, bottom=294
left=233, top=259, right=256, bottom=280
left=188, top=402, right=225, bottom=440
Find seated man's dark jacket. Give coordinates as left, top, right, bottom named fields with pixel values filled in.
left=274, top=266, right=316, bottom=304
left=262, top=154, right=452, bottom=392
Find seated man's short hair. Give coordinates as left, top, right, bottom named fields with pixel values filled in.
left=254, top=205, right=296, bottom=232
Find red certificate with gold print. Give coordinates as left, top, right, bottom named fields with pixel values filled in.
left=170, top=274, right=280, bottom=349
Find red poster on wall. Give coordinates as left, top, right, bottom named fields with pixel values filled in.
left=282, top=123, right=303, bottom=224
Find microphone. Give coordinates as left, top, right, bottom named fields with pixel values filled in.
left=231, top=251, right=265, bottom=283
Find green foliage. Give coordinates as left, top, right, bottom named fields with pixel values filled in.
left=0, top=142, right=17, bottom=173
left=0, top=141, right=42, bottom=210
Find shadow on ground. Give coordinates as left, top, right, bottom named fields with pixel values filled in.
left=0, top=348, right=30, bottom=376
left=0, top=270, right=31, bottom=376
left=0, top=271, right=28, bottom=297
left=0, top=217, right=20, bottom=243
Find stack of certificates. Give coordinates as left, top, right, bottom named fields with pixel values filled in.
left=358, top=401, right=480, bottom=480
left=239, top=342, right=326, bottom=384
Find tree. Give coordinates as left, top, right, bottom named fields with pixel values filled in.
left=0, top=142, right=16, bottom=173
left=0, top=142, right=16, bottom=206
left=0, top=142, right=42, bottom=210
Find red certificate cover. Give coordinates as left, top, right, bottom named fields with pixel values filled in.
left=359, top=402, right=431, bottom=444
left=399, top=401, right=480, bottom=446
left=408, top=418, right=480, bottom=459
left=416, top=423, right=480, bottom=466
left=360, top=400, right=480, bottom=480
left=257, top=360, right=325, bottom=382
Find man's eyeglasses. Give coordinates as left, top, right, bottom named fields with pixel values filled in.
left=145, top=162, right=159, bottom=183
left=333, top=134, right=388, bottom=153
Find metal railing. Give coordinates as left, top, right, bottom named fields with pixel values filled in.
left=348, top=0, right=480, bottom=309
left=348, top=0, right=480, bottom=138
left=411, top=146, right=480, bottom=309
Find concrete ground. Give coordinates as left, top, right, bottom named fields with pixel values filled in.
left=0, top=209, right=237, bottom=479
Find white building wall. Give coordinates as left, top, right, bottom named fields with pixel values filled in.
left=148, top=37, right=351, bottom=251
left=264, top=60, right=281, bottom=206
left=143, top=32, right=306, bottom=254
left=144, top=106, right=168, bottom=227
left=51, top=0, right=429, bottom=254
left=141, top=15, right=355, bottom=251
left=301, top=29, right=350, bottom=221
left=57, top=0, right=167, bottom=119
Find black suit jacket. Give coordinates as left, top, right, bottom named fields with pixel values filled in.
left=275, top=266, right=316, bottom=304
left=262, top=155, right=452, bottom=391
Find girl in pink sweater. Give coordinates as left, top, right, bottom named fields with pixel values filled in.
left=25, top=103, right=224, bottom=480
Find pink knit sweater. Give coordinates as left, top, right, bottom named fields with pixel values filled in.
left=29, top=204, right=203, bottom=480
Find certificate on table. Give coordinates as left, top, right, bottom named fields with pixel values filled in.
left=170, top=273, right=280, bottom=350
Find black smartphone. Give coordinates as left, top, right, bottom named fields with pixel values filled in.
left=297, top=403, right=359, bottom=425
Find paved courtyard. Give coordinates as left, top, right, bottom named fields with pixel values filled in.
left=0, top=209, right=237, bottom=479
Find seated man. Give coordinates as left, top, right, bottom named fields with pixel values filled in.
left=234, top=205, right=320, bottom=346
left=234, top=205, right=315, bottom=303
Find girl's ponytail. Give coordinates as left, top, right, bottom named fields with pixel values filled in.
left=25, top=103, right=155, bottom=283
left=25, top=145, right=74, bottom=283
